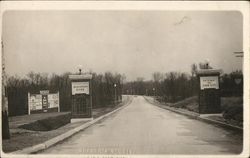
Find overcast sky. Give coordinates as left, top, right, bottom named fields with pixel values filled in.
left=3, top=11, right=243, bottom=81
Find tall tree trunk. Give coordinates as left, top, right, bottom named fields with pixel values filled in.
left=2, top=110, right=10, bottom=139
left=2, top=39, right=10, bottom=139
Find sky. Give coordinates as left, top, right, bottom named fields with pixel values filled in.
left=3, top=11, right=243, bottom=81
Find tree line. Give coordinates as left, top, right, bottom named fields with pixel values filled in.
left=123, top=64, right=243, bottom=103
left=6, top=71, right=124, bottom=116
left=6, top=64, right=243, bottom=116
left=123, top=71, right=199, bottom=102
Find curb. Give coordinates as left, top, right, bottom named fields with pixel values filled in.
left=196, top=116, right=243, bottom=131
left=10, top=97, right=133, bottom=154
left=144, top=96, right=243, bottom=132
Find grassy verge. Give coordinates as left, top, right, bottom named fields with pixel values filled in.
left=2, top=95, right=131, bottom=153
left=221, top=97, right=243, bottom=127
left=169, top=96, right=199, bottom=113
left=154, top=95, right=243, bottom=127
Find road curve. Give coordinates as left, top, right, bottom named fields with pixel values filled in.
left=41, top=96, right=243, bottom=155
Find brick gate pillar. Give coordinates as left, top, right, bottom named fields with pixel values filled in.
left=197, top=69, right=222, bottom=114
left=69, top=74, right=93, bottom=120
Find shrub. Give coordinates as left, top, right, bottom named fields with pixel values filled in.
left=222, top=106, right=243, bottom=122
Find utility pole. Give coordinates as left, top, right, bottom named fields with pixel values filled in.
left=114, top=83, right=117, bottom=104
left=153, top=88, right=155, bottom=101
left=2, top=38, right=10, bottom=139
left=234, top=51, right=244, bottom=58
left=233, top=51, right=244, bottom=96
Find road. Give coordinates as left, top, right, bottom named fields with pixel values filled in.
left=41, top=96, right=243, bottom=155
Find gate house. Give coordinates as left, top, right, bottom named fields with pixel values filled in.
left=197, top=69, right=221, bottom=114
left=69, top=74, right=92, bottom=118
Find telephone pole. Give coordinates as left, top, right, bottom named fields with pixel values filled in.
left=2, top=38, right=10, bottom=139
left=234, top=51, right=243, bottom=58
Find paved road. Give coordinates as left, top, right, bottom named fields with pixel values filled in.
left=42, top=96, right=243, bottom=155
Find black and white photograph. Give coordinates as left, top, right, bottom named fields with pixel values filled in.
left=1, top=1, right=249, bottom=157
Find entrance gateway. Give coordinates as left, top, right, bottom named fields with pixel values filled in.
left=197, top=69, right=222, bottom=114
left=69, top=74, right=93, bottom=121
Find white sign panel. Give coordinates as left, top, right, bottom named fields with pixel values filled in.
left=200, top=76, right=219, bottom=90
left=48, top=93, right=60, bottom=108
left=72, top=82, right=89, bottom=95
left=29, top=94, right=42, bottom=110
left=40, top=90, right=49, bottom=95
left=28, top=92, right=59, bottom=114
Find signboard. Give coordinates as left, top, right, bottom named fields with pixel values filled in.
left=40, top=90, right=49, bottom=95
left=48, top=93, right=59, bottom=108
left=200, top=76, right=219, bottom=90
left=72, top=82, right=89, bottom=95
left=28, top=92, right=59, bottom=114
left=29, top=94, right=42, bottom=111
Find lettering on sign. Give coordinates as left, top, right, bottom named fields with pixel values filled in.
left=72, top=82, right=89, bottom=95
left=200, top=76, right=219, bottom=90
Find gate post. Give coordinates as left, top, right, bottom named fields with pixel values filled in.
left=197, top=69, right=222, bottom=114
left=69, top=74, right=93, bottom=121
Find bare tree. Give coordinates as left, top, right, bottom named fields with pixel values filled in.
left=191, top=63, right=197, bottom=77
left=152, top=72, right=164, bottom=83
left=191, top=63, right=198, bottom=95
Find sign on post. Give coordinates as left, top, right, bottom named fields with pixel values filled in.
left=28, top=91, right=60, bottom=114
left=40, top=90, right=49, bottom=95
left=29, top=94, right=42, bottom=111
left=72, top=82, right=89, bottom=95
left=200, top=76, right=219, bottom=90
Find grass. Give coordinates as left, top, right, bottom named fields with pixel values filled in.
left=170, top=96, right=199, bottom=113
left=221, top=97, right=243, bottom=123
left=221, top=97, right=243, bottom=110
left=158, top=95, right=243, bottom=127
left=2, top=120, right=88, bottom=153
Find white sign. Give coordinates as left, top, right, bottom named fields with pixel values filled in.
left=40, top=90, right=49, bottom=95
left=29, top=94, right=42, bottom=110
left=28, top=92, right=59, bottom=114
left=72, top=82, right=89, bottom=95
left=48, top=93, right=60, bottom=108
left=200, top=76, right=219, bottom=90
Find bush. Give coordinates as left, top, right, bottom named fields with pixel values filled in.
left=222, top=106, right=243, bottom=122
left=221, top=97, right=243, bottom=122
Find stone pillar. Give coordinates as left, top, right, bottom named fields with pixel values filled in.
left=69, top=74, right=93, bottom=119
left=197, top=69, right=221, bottom=114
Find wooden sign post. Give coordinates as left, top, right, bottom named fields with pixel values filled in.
left=197, top=69, right=221, bottom=114
left=69, top=74, right=93, bottom=119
